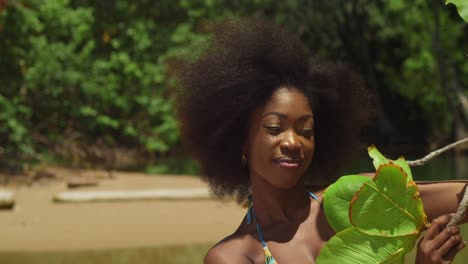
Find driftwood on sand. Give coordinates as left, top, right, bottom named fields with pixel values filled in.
left=0, top=190, right=14, bottom=209
left=53, top=188, right=211, bottom=203
left=67, top=178, right=100, bottom=189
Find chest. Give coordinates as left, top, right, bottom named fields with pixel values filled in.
left=246, top=211, right=335, bottom=264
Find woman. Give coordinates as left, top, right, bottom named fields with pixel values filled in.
left=176, top=18, right=467, bottom=263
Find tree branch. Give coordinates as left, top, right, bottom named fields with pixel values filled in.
left=447, top=185, right=468, bottom=227
left=407, top=137, right=468, bottom=166
left=405, top=138, right=468, bottom=226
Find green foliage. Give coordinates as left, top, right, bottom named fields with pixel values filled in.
left=447, top=0, right=468, bottom=21
left=0, top=0, right=467, bottom=171
left=368, top=146, right=413, bottom=180
left=0, top=95, right=32, bottom=154
left=1, top=0, right=95, bottom=158
left=317, top=227, right=416, bottom=263
left=323, top=175, right=371, bottom=232
left=350, top=164, right=426, bottom=237
left=366, top=0, right=467, bottom=138
left=0, top=0, right=211, bottom=167
left=319, top=147, right=427, bottom=263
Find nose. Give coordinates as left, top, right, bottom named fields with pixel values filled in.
left=280, top=130, right=301, bottom=150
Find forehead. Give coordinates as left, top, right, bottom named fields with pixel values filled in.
left=248, top=86, right=313, bottom=123
left=262, top=86, right=312, bottom=114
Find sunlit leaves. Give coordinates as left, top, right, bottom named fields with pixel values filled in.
left=0, top=0, right=188, bottom=157
left=1, top=0, right=466, bottom=170
left=324, top=175, right=371, bottom=233
left=368, top=0, right=466, bottom=139
left=368, top=145, right=390, bottom=170
left=316, top=227, right=417, bottom=264
left=368, top=145, right=413, bottom=181
left=319, top=147, right=427, bottom=263
left=350, top=164, right=427, bottom=237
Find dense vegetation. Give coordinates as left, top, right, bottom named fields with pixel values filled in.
left=0, top=0, right=467, bottom=173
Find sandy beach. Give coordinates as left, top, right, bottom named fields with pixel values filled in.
left=0, top=168, right=244, bottom=252
left=0, top=168, right=466, bottom=264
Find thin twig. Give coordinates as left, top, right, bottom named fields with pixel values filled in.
left=404, top=138, right=468, bottom=226
left=447, top=186, right=468, bottom=227
left=407, top=137, right=468, bottom=167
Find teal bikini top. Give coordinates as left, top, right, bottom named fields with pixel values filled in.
left=244, top=192, right=322, bottom=264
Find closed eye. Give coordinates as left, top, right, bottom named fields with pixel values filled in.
left=264, top=125, right=282, bottom=135
left=301, top=129, right=313, bottom=138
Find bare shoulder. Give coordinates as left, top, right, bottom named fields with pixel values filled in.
left=204, top=234, right=251, bottom=264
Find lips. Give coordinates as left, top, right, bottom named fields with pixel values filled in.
left=273, top=157, right=303, bottom=168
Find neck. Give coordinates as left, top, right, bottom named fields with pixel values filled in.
left=249, top=175, right=310, bottom=227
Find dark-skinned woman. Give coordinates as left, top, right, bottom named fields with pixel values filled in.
left=176, top=18, right=467, bottom=264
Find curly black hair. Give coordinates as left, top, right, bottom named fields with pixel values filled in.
left=176, top=18, right=374, bottom=202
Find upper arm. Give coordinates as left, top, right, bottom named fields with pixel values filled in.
left=204, top=247, right=230, bottom=264
left=417, top=181, right=468, bottom=224
left=204, top=243, right=250, bottom=264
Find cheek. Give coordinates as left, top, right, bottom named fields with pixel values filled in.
left=303, top=140, right=315, bottom=163
left=246, top=134, right=278, bottom=168
left=250, top=135, right=277, bottom=159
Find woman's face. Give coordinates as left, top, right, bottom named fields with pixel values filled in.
left=244, top=86, right=315, bottom=189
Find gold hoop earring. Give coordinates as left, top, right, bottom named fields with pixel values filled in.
left=241, top=153, right=247, bottom=165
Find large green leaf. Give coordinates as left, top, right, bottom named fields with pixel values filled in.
left=316, top=227, right=418, bottom=264
left=319, top=146, right=427, bottom=262
left=324, top=175, right=372, bottom=233
left=392, top=156, right=413, bottom=182
left=368, top=146, right=413, bottom=181
left=368, top=145, right=390, bottom=170
left=350, top=164, right=427, bottom=237
left=446, top=0, right=468, bottom=22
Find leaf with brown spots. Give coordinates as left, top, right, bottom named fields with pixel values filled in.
left=319, top=146, right=427, bottom=263
left=350, top=164, right=427, bottom=237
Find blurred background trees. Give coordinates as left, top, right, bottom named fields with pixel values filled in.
left=0, top=0, right=467, bottom=174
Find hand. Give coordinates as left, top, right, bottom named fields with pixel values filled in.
left=416, top=214, right=466, bottom=264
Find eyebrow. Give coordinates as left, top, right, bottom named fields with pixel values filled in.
left=262, top=112, right=313, bottom=120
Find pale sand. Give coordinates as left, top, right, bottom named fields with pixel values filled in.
left=0, top=169, right=244, bottom=252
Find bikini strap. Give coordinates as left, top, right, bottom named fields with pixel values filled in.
left=243, top=194, right=253, bottom=224
left=248, top=202, right=280, bottom=263
left=243, top=192, right=320, bottom=264
left=308, top=191, right=322, bottom=206
left=250, top=207, right=268, bottom=248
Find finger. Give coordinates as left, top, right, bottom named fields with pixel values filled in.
left=437, top=233, right=462, bottom=257
left=425, top=215, right=451, bottom=240
left=432, top=226, right=460, bottom=248
left=442, top=239, right=466, bottom=262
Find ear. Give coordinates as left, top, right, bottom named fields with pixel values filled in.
left=241, top=140, right=248, bottom=157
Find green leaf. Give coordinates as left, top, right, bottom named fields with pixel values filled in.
left=320, top=146, right=427, bottom=262
left=368, top=146, right=412, bottom=182
left=96, top=115, right=119, bottom=129
left=368, top=145, right=390, bottom=170
left=350, top=164, right=427, bottom=237
left=79, top=106, right=97, bottom=117
left=324, top=175, right=372, bottom=233
left=392, top=156, right=413, bottom=182
left=446, top=0, right=468, bottom=22
left=316, top=227, right=417, bottom=264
